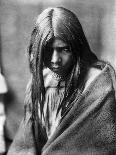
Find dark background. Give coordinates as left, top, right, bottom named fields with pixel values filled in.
left=0, top=0, right=116, bottom=149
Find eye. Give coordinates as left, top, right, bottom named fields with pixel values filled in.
left=63, top=47, right=71, bottom=53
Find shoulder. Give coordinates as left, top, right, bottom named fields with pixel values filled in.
left=88, top=60, right=116, bottom=81
left=84, top=60, right=116, bottom=92
left=95, top=60, right=116, bottom=83
left=84, top=67, right=101, bottom=91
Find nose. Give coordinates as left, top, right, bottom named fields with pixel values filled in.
left=51, top=50, right=61, bottom=64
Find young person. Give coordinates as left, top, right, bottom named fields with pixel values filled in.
left=8, top=7, right=116, bottom=155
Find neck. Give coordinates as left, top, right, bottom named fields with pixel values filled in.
left=51, top=72, right=66, bottom=81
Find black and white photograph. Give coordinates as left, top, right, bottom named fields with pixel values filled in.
left=0, top=0, right=116, bottom=154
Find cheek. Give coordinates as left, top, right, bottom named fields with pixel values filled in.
left=62, top=54, right=73, bottom=66
left=44, top=52, right=52, bottom=66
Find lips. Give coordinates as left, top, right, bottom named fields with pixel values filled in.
left=52, top=65, right=60, bottom=68
left=51, top=65, right=62, bottom=71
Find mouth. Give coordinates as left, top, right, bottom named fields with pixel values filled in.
left=51, top=65, right=62, bottom=71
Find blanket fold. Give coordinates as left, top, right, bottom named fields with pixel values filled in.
left=7, top=63, right=116, bottom=155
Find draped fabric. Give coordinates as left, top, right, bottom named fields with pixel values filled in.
left=42, top=69, right=65, bottom=139
left=7, top=62, right=116, bottom=155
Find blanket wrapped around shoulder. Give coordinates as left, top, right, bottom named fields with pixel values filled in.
left=7, top=63, right=116, bottom=155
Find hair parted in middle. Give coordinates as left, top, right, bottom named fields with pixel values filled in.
left=25, top=7, right=98, bottom=121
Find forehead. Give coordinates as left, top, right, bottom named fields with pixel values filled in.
left=52, top=38, right=68, bottom=48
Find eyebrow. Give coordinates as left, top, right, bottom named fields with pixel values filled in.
left=52, top=46, right=70, bottom=50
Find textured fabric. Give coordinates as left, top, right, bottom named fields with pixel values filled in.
left=42, top=67, right=100, bottom=139
left=7, top=62, right=116, bottom=155
left=43, top=68, right=65, bottom=139
left=43, top=87, right=64, bottom=139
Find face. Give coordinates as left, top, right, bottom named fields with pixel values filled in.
left=44, top=38, right=74, bottom=76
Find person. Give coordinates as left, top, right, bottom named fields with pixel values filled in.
left=0, top=68, right=8, bottom=154
left=7, top=7, right=116, bottom=155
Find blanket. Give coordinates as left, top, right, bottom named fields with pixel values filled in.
left=7, top=63, right=116, bottom=155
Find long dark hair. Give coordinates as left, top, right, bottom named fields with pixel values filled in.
left=24, top=7, right=97, bottom=147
